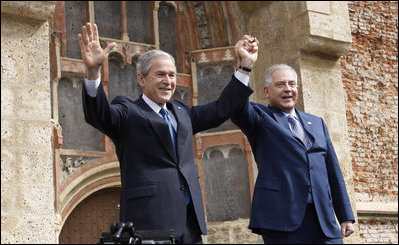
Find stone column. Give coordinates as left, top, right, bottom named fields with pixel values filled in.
left=242, top=1, right=359, bottom=243
left=1, top=1, right=56, bottom=243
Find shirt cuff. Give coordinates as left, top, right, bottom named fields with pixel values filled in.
left=234, top=69, right=250, bottom=87
left=84, top=77, right=101, bottom=97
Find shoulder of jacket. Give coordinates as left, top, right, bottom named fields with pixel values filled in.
left=170, top=100, right=190, bottom=110
left=251, top=102, right=268, bottom=113
left=111, top=95, right=130, bottom=104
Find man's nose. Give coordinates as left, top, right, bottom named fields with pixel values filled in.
left=163, top=75, right=173, bottom=83
left=283, top=83, right=292, bottom=91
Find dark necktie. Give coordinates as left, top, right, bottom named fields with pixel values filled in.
left=287, top=114, right=312, bottom=150
left=160, top=108, right=191, bottom=205
left=160, top=108, right=177, bottom=151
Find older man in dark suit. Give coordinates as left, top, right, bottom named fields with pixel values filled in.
left=231, top=64, right=355, bottom=244
left=79, top=22, right=257, bottom=244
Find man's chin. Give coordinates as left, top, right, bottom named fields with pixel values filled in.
left=159, top=96, right=172, bottom=104
left=280, top=104, right=295, bottom=113
left=159, top=91, right=174, bottom=100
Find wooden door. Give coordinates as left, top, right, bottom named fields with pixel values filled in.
left=59, top=187, right=120, bottom=244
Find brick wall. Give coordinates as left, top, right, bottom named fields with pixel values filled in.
left=342, top=0, right=398, bottom=204
left=358, top=219, right=398, bottom=244
left=341, top=1, right=398, bottom=244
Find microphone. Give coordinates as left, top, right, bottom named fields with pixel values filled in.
left=113, top=222, right=126, bottom=241
left=110, top=222, right=118, bottom=234
left=125, top=222, right=134, bottom=230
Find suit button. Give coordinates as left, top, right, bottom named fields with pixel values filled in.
left=180, top=186, right=185, bottom=191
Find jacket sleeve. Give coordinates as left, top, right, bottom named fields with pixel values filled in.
left=231, top=99, right=262, bottom=139
left=82, top=82, right=128, bottom=141
left=189, top=75, right=253, bottom=134
left=323, top=119, right=356, bottom=224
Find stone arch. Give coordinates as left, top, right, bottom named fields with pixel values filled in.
left=59, top=161, right=121, bottom=227
left=108, top=51, right=125, bottom=70
left=156, top=1, right=178, bottom=12
left=59, top=186, right=121, bottom=244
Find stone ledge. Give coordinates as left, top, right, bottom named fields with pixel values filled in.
left=356, top=202, right=398, bottom=215
left=299, top=36, right=352, bottom=59
left=1, top=1, right=55, bottom=22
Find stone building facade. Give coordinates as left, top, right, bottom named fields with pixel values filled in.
left=1, top=1, right=397, bottom=244
left=1, top=1, right=57, bottom=243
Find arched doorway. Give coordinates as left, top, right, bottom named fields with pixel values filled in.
left=59, top=187, right=121, bottom=244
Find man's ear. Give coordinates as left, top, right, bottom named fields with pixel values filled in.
left=137, top=73, right=145, bottom=87
left=263, top=86, right=270, bottom=99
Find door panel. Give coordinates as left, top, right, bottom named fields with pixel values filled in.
left=59, top=187, right=120, bottom=244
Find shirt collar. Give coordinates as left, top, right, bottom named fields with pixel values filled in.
left=142, top=94, right=167, bottom=115
left=282, top=109, right=297, bottom=119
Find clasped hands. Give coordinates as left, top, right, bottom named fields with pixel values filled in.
left=235, top=34, right=259, bottom=73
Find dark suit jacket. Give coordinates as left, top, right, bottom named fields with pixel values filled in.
left=82, top=75, right=253, bottom=238
left=231, top=102, right=355, bottom=238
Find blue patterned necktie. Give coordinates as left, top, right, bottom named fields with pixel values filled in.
left=160, top=108, right=177, bottom=151
left=287, top=114, right=312, bottom=150
left=160, top=108, right=191, bottom=205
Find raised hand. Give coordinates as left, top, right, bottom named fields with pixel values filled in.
left=78, top=22, right=116, bottom=80
left=235, top=35, right=259, bottom=72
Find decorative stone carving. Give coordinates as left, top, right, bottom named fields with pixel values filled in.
left=60, top=155, right=97, bottom=179
left=173, top=86, right=190, bottom=105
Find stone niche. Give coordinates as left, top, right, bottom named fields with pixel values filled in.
left=58, top=77, right=102, bottom=151
left=202, top=145, right=251, bottom=222
left=197, top=60, right=239, bottom=133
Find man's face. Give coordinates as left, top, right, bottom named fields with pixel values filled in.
left=138, top=57, right=177, bottom=107
left=263, top=69, right=298, bottom=113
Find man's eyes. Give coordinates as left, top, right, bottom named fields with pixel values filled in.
left=275, top=82, right=296, bottom=87
left=156, top=73, right=175, bottom=78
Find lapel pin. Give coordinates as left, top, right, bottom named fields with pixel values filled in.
left=178, top=106, right=181, bottom=109
left=307, top=121, right=312, bottom=125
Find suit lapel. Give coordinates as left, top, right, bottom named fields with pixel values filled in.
left=269, top=106, right=291, bottom=133
left=136, top=98, right=177, bottom=162
left=269, top=106, right=310, bottom=149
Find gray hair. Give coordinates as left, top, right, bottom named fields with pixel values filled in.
left=264, top=64, right=298, bottom=87
left=137, top=50, right=175, bottom=76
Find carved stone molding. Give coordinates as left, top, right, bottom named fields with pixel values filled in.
left=1, top=1, right=56, bottom=22
left=191, top=46, right=236, bottom=64
left=204, top=145, right=245, bottom=160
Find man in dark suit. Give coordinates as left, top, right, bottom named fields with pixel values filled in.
left=231, top=64, right=355, bottom=244
left=78, top=22, right=257, bottom=244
